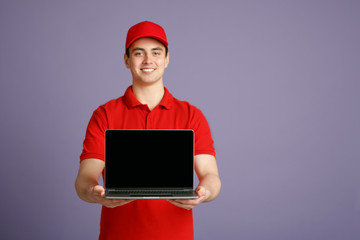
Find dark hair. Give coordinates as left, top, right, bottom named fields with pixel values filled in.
left=125, top=45, right=168, bottom=58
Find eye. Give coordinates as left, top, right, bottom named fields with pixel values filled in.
left=134, top=52, right=143, bottom=56
left=153, top=51, right=161, bottom=56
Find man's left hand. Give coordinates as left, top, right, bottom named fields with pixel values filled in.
left=167, top=186, right=210, bottom=210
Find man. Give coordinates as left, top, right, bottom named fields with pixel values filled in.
left=75, top=21, right=221, bottom=240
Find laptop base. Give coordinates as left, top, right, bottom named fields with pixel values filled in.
left=105, top=190, right=199, bottom=199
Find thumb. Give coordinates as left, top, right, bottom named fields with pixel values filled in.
left=196, top=186, right=206, bottom=197
left=92, top=185, right=105, bottom=197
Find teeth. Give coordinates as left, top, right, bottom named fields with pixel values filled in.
left=142, top=69, right=155, bottom=72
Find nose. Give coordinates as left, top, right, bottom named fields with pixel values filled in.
left=142, top=53, right=153, bottom=65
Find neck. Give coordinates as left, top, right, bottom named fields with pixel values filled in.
left=132, top=80, right=165, bottom=111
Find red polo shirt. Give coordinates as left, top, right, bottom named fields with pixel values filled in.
left=80, top=86, right=215, bottom=240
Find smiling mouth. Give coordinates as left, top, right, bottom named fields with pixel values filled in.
left=141, top=68, right=155, bottom=72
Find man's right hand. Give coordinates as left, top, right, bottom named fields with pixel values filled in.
left=75, top=158, right=134, bottom=208
left=90, top=185, right=134, bottom=208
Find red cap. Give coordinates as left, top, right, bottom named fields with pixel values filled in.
left=125, top=21, right=168, bottom=51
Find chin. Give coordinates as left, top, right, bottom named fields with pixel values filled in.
left=141, top=76, right=162, bottom=83
left=136, top=79, right=162, bottom=86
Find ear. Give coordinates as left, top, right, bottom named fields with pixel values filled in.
left=165, top=51, right=170, bottom=69
left=124, top=53, right=130, bottom=69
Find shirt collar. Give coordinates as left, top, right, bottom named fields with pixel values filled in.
left=124, top=85, right=173, bottom=110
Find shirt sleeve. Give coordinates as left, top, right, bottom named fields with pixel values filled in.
left=80, top=106, right=108, bottom=162
left=189, top=107, right=216, bottom=158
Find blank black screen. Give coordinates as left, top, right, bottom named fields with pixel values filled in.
left=105, top=130, right=194, bottom=189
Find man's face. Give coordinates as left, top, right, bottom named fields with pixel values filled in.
left=124, top=37, right=169, bottom=85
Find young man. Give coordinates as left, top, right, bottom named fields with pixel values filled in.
left=75, top=21, right=221, bottom=240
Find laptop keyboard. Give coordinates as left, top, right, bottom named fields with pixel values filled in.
left=108, top=190, right=194, bottom=195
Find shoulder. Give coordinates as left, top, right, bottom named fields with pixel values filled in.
left=171, top=96, right=203, bottom=115
left=94, top=96, right=126, bottom=114
left=88, top=96, right=126, bottom=126
left=170, top=96, right=209, bottom=128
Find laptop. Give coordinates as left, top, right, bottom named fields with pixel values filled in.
left=104, top=129, right=199, bottom=199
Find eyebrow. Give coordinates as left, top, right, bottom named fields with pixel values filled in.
left=151, top=47, right=164, bottom=51
left=131, top=47, right=164, bottom=53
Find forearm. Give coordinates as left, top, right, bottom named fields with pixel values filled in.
left=75, top=174, right=100, bottom=203
left=198, top=173, right=221, bottom=202
left=75, top=158, right=105, bottom=203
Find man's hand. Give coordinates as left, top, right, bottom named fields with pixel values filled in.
left=167, top=154, right=222, bottom=210
left=90, top=185, right=134, bottom=208
left=167, top=186, right=210, bottom=210
left=75, top=158, right=134, bottom=208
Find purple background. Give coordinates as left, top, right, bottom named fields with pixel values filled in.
left=1, top=0, right=359, bottom=239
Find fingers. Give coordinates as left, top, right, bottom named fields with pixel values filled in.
left=167, top=198, right=202, bottom=210
left=102, top=199, right=134, bottom=209
left=167, top=200, right=194, bottom=210
left=91, top=185, right=134, bottom=208
left=166, top=186, right=209, bottom=210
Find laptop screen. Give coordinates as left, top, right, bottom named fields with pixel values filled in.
left=105, top=130, right=194, bottom=189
